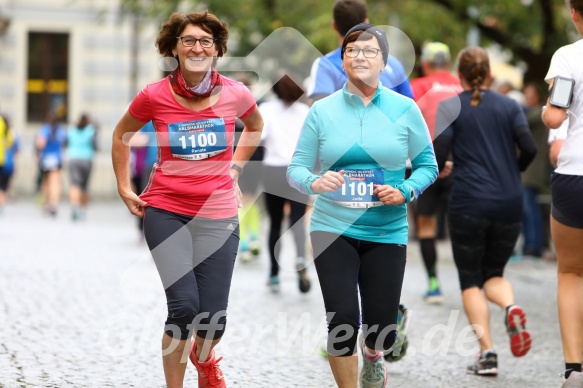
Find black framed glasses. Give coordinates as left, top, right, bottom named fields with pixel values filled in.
left=344, top=47, right=382, bottom=58
left=177, top=36, right=216, bottom=48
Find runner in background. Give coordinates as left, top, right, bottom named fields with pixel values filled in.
left=410, top=42, right=462, bottom=304
left=233, top=74, right=263, bottom=262
left=306, top=0, right=412, bottom=102
left=541, top=1, right=583, bottom=384
left=66, top=113, right=98, bottom=221
left=36, top=112, right=67, bottom=217
left=0, top=114, right=16, bottom=214
left=260, top=71, right=311, bottom=294
left=434, top=46, right=536, bottom=376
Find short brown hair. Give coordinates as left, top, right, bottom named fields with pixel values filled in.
left=571, top=0, right=583, bottom=15
left=457, top=46, right=490, bottom=107
left=156, top=11, right=229, bottom=58
left=343, top=30, right=374, bottom=47
left=333, top=0, right=367, bottom=36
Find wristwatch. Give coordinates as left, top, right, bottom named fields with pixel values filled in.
left=231, top=163, right=244, bottom=176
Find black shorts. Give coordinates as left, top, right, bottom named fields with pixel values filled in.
left=415, top=175, right=452, bottom=216
left=448, top=213, right=521, bottom=290
left=551, top=173, right=583, bottom=229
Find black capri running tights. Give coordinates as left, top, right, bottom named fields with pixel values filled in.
left=448, top=212, right=521, bottom=290
left=311, top=231, right=406, bottom=357
left=143, top=206, right=239, bottom=340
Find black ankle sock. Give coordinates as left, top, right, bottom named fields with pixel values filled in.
left=505, top=304, right=518, bottom=314
left=565, top=363, right=582, bottom=378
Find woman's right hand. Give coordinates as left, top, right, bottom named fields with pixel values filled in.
left=118, top=188, right=148, bottom=217
left=311, top=170, right=345, bottom=194
left=438, top=161, right=453, bottom=179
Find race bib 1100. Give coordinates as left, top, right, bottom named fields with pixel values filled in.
left=329, top=168, right=384, bottom=208
left=168, top=118, right=227, bottom=160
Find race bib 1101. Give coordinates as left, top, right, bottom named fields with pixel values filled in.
left=329, top=167, right=384, bottom=208
left=168, top=118, right=227, bottom=160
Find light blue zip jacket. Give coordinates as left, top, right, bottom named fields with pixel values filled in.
left=287, top=82, right=438, bottom=244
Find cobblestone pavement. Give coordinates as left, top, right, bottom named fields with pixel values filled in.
left=0, top=200, right=565, bottom=387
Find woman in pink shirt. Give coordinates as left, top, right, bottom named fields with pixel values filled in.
left=112, top=11, right=263, bottom=388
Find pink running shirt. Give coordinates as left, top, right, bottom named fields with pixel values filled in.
left=129, top=75, right=256, bottom=218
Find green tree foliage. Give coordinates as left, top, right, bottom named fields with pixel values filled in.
left=378, top=0, right=573, bottom=83
left=120, top=0, right=576, bottom=85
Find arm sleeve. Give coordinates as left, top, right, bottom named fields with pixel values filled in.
left=258, top=103, right=271, bottom=141
left=384, top=57, right=413, bottom=99
left=394, top=78, right=413, bottom=99
left=286, top=106, right=321, bottom=195
left=236, top=84, right=258, bottom=118
left=129, top=87, right=154, bottom=123
left=6, top=129, right=14, bottom=148
left=92, top=128, right=98, bottom=151
left=510, top=102, right=537, bottom=171
left=395, top=102, right=438, bottom=201
left=548, top=118, right=569, bottom=144
left=513, top=125, right=537, bottom=171
left=306, top=57, right=341, bottom=99
left=433, top=101, right=455, bottom=170
left=545, top=47, right=573, bottom=82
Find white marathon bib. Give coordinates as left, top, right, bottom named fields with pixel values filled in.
left=168, top=118, right=227, bottom=160
left=329, top=167, right=384, bottom=208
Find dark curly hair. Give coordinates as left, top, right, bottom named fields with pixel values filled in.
left=156, top=11, right=229, bottom=59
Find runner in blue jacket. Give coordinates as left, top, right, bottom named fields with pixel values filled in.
left=288, top=23, right=437, bottom=388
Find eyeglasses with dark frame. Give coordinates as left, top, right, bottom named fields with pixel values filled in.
left=177, top=36, right=216, bottom=48
left=344, top=47, right=382, bottom=59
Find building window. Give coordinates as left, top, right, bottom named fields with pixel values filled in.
left=27, top=32, right=69, bottom=122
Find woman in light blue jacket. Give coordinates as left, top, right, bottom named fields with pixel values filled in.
left=287, top=23, right=437, bottom=388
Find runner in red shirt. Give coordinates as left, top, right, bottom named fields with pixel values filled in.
left=112, top=11, right=263, bottom=388
left=410, top=42, right=462, bottom=304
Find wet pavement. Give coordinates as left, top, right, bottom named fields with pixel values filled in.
left=0, top=200, right=564, bottom=387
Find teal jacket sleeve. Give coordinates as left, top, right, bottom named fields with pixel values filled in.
left=287, top=106, right=321, bottom=195
left=395, top=102, right=439, bottom=202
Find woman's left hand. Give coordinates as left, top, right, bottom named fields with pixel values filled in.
left=373, top=184, right=406, bottom=205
